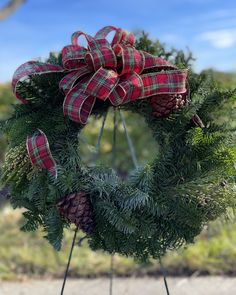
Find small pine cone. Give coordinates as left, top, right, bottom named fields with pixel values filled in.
left=151, top=92, right=188, bottom=118
left=57, top=192, right=95, bottom=235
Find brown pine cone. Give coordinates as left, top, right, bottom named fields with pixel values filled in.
left=151, top=92, right=188, bottom=118
left=57, top=192, right=95, bottom=235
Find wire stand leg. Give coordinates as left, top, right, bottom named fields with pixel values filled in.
left=109, top=254, right=115, bottom=295
left=93, top=111, right=108, bottom=163
left=119, top=109, right=138, bottom=169
left=60, top=227, right=78, bottom=295
left=159, top=257, right=170, bottom=295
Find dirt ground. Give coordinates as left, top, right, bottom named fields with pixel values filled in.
left=1, top=277, right=236, bottom=295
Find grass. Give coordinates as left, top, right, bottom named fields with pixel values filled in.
left=1, top=206, right=236, bottom=280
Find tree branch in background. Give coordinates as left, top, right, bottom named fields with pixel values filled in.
left=0, top=0, right=25, bottom=20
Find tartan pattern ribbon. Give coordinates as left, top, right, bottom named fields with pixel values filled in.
left=12, top=25, right=188, bottom=176
left=26, top=130, right=57, bottom=178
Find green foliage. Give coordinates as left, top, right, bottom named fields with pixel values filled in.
left=1, top=35, right=236, bottom=262
left=43, top=208, right=64, bottom=251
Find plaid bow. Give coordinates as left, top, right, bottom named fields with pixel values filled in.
left=12, top=25, right=188, bottom=176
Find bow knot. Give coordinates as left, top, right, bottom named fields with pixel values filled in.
left=85, top=68, right=119, bottom=101
left=85, top=45, right=117, bottom=71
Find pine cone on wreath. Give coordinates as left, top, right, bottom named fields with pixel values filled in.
left=57, top=192, right=95, bottom=235
left=151, top=92, right=188, bottom=118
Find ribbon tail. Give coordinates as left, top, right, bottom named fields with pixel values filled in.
left=26, top=129, right=57, bottom=178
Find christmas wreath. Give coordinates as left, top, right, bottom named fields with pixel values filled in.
left=1, top=26, right=236, bottom=260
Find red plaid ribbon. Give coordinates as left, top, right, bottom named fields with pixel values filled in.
left=26, top=130, right=57, bottom=178
left=12, top=25, right=188, bottom=175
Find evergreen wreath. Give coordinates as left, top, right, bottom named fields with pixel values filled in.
left=1, top=26, right=236, bottom=261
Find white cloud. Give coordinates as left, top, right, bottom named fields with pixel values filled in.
left=199, top=29, right=236, bottom=48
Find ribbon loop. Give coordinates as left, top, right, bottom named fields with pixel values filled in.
left=114, top=44, right=145, bottom=75
left=12, top=61, right=64, bottom=103
left=26, top=130, right=57, bottom=178
left=62, top=45, right=87, bottom=70
left=71, top=31, right=94, bottom=48
left=95, top=25, right=135, bottom=47
left=112, top=28, right=135, bottom=46
left=95, top=25, right=118, bottom=40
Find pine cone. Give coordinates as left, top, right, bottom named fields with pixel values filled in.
left=57, top=192, right=95, bottom=235
left=151, top=92, right=188, bottom=118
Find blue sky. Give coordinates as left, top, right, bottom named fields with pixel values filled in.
left=0, top=0, right=236, bottom=82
